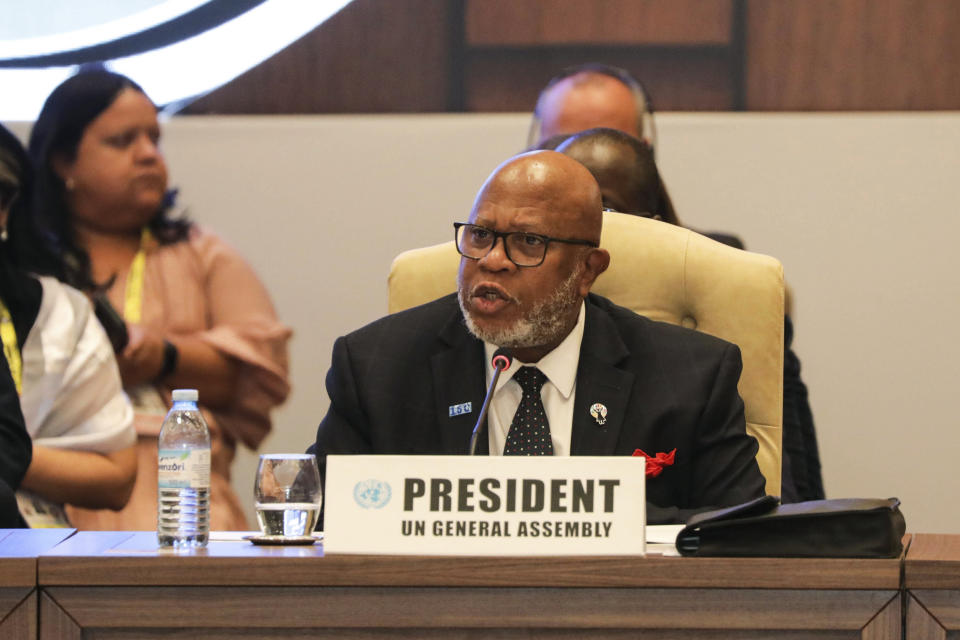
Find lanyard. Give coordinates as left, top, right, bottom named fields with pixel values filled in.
left=0, top=299, right=21, bottom=394
left=123, top=228, right=151, bottom=323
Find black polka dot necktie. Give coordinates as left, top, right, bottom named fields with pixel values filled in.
left=503, top=367, right=553, bottom=455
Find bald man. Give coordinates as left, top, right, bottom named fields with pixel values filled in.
left=310, top=152, right=765, bottom=524
left=534, top=68, right=644, bottom=145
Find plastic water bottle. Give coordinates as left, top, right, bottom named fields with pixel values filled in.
left=157, top=389, right=210, bottom=548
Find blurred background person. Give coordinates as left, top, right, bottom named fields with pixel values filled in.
left=556, top=126, right=823, bottom=502
left=530, top=63, right=652, bottom=148
left=552, top=127, right=738, bottom=244
left=1, top=122, right=136, bottom=527
left=544, top=127, right=679, bottom=225
left=529, top=64, right=738, bottom=244
left=27, top=70, right=292, bottom=530
left=0, top=354, right=31, bottom=528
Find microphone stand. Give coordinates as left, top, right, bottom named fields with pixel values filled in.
left=469, top=352, right=511, bottom=455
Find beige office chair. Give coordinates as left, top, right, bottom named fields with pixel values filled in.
left=388, top=212, right=784, bottom=496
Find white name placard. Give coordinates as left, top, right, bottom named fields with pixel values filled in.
left=323, top=455, right=646, bottom=556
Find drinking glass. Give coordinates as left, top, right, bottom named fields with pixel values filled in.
left=253, top=454, right=322, bottom=537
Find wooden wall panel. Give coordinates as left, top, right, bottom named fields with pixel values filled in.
left=465, top=49, right=734, bottom=113
left=746, top=0, right=960, bottom=110
left=183, top=0, right=452, bottom=114
left=466, top=0, right=733, bottom=46
left=177, top=0, right=960, bottom=114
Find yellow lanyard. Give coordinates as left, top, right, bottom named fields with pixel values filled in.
left=0, top=299, right=22, bottom=394
left=123, top=228, right=151, bottom=323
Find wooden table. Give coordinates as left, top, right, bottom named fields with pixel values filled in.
left=0, top=529, right=74, bottom=640
left=35, top=531, right=904, bottom=639
left=905, top=533, right=960, bottom=638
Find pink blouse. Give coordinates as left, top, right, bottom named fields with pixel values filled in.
left=67, top=226, right=291, bottom=530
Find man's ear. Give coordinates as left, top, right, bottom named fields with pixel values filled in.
left=577, top=248, right=610, bottom=298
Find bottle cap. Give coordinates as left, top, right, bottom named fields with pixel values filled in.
left=171, top=389, right=198, bottom=402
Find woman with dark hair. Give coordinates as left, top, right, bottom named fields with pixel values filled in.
left=28, top=70, right=291, bottom=531
left=0, top=122, right=136, bottom=526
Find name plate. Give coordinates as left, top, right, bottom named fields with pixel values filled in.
left=323, top=455, right=645, bottom=556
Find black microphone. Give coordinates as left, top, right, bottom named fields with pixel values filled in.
left=468, top=348, right=513, bottom=455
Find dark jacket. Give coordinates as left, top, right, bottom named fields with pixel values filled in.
left=310, top=293, right=765, bottom=525
left=0, top=355, right=31, bottom=528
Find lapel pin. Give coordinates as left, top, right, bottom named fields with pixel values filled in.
left=589, top=403, right=607, bottom=425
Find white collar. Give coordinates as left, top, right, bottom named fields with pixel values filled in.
left=483, top=301, right=586, bottom=399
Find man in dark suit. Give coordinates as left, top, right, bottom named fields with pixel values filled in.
left=310, top=151, right=765, bottom=524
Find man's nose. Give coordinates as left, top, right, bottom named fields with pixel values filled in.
left=478, top=236, right=513, bottom=271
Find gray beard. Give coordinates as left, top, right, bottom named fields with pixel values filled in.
left=458, top=266, right=583, bottom=350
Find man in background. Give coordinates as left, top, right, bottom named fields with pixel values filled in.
left=531, top=64, right=650, bottom=147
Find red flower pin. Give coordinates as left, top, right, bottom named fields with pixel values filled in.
left=632, top=448, right=677, bottom=477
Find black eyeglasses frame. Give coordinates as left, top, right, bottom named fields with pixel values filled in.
left=453, top=222, right=599, bottom=268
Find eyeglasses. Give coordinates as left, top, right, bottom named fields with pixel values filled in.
left=454, top=222, right=599, bottom=268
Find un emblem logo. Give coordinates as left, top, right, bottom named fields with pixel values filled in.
left=353, top=479, right=392, bottom=509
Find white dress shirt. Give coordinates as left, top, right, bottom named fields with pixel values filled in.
left=484, top=302, right=586, bottom=456
left=20, top=276, right=135, bottom=453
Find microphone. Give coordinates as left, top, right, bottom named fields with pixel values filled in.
left=468, top=348, right=512, bottom=455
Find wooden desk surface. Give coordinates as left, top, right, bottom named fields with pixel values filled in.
left=30, top=531, right=908, bottom=639
left=905, top=533, right=960, bottom=588
left=904, top=534, right=960, bottom=637
left=37, top=530, right=902, bottom=590
left=0, top=529, right=75, bottom=640
left=0, top=529, right=74, bottom=587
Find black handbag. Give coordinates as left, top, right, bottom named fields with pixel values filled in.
left=675, top=495, right=906, bottom=558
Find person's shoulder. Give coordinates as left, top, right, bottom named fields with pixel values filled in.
left=347, top=293, right=461, bottom=342
left=28, top=276, right=105, bottom=353
left=587, top=293, right=738, bottom=354
left=34, top=275, right=92, bottom=319
left=167, top=224, right=225, bottom=254
left=148, top=223, right=222, bottom=253
left=184, top=223, right=219, bottom=244
left=157, top=224, right=257, bottom=273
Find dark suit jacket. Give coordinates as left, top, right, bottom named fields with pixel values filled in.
left=311, top=293, right=766, bottom=525
left=781, top=314, right=824, bottom=501
left=0, top=352, right=31, bottom=528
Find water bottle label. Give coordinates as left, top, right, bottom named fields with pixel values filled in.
left=158, top=449, right=211, bottom=489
